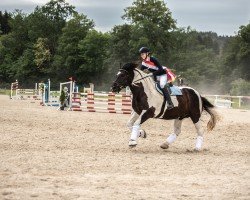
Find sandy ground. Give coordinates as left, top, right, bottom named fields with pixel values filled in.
left=0, top=95, right=249, bottom=200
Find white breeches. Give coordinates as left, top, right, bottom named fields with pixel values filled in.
left=156, top=74, right=167, bottom=88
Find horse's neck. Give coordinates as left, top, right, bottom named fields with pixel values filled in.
left=130, top=69, right=157, bottom=98
left=132, top=69, right=152, bottom=82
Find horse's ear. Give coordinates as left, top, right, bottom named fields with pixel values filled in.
left=119, top=62, right=122, bottom=69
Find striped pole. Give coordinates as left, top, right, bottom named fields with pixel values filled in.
left=72, top=92, right=132, bottom=114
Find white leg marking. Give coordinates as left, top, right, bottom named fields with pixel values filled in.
left=194, top=121, right=204, bottom=150
left=127, top=111, right=139, bottom=131
left=195, top=136, right=204, bottom=151
left=166, top=119, right=182, bottom=144
left=130, top=124, right=140, bottom=141
left=166, top=133, right=177, bottom=144
left=129, top=110, right=147, bottom=142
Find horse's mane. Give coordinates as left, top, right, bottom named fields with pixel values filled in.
left=122, top=62, right=147, bottom=75
left=121, top=62, right=154, bottom=87
left=121, top=62, right=138, bottom=71
left=122, top=62, right=149, bottom=80
left=134, top=67, right=147, bottom=77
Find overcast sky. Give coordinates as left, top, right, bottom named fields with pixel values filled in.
left=0, top=0, right=249, bottom=36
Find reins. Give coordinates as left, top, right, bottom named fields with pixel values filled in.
left=132, top=68, right=153, bottom=84
left=115, top=68, right=153, bottom=87
left=132, top=74, right=153, bottom=83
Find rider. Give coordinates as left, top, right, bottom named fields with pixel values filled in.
left=139, top=47, right=174, bottom=109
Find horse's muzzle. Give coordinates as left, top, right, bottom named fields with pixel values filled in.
left=111, top=82, right=121, bottom=93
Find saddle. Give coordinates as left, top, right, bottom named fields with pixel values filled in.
left=155, top=83, right=182, bottom=96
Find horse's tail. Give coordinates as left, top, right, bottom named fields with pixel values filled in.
left=201, top=96, right=220, bottom=131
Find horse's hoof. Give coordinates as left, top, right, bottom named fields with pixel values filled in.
left=128, top=140, right=137, bottom=147
left=160, top=142, right=169, bottom=149
left=139, top=130, right=147, bottom=138
left=194, top=148, right=201, bottom=152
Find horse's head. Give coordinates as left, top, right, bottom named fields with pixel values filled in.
left=111, top=62, right=137, bottom=93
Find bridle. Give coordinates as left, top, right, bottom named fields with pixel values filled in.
left=113, top=68, right=153, bottom=89
left=120, top=69, right=152, bottom=83
left=132, top=68, right=153, bottom=84
left=132, top=74, right=153, bottom=83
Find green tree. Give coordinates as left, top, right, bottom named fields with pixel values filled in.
left=219, top=23, right=250, bottom=92
left=167, top=28, right=221, bottom=90
left=34, top=38, right=51, bottom=72
left=230, top=78, right=250, bottom=95
left=0, top=10, right=29, bottom=83
left=237, top=24, right=250, bottom=80
left=122, top=0, right=176, bottom=63
left=123, top=0, right=175, bottom=31
left=52, top=13, right=94, bottom=80
left=0, top=11, right=11, bottom=35
left=104, top=24, right=135, bottom=85
left=78, top=30, right=110, bottom=84
left=13, top=48, right=37, bottom=84
left=27, top=0, right=76, bottom=53
left=109, top=24, right=134, bottom=62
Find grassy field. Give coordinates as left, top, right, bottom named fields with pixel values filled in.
left=0, top=89, right=10, bottom=96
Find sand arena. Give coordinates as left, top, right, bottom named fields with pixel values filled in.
left=0, top=95, right=249, bottom=199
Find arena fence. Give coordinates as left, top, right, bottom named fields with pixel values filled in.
left=10, top=80, right=42, bottom=101
left=204, top=95, right=250, bottom=109
left=10, top=81, right=250, bottom=110
left=71, top=92, right=132, bottom=114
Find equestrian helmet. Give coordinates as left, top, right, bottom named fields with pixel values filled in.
left=139, top=47, right=150, bottom=54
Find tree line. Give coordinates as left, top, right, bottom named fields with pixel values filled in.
left=0, top=0, right=249, bottom=95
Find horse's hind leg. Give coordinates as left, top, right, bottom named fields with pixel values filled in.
left=193, top=120, right=204, bottom=151
left=160, top=119, right=183, bottom=149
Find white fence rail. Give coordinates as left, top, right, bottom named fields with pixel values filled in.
left=204, top=95, right=250, bottom=108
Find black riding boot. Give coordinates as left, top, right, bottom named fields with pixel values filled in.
left=162, top=85, right=174, bottom=110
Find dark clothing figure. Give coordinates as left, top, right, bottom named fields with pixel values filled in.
left=139, top=47, right=174, bottom=109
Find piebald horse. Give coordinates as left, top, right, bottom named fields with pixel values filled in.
left=111, top=63, right=219, bottom=151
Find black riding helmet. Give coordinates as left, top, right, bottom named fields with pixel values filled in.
left=139, top=47, right=150, bottom=54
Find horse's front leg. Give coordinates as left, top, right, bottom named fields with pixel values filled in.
left=128, top=110, right=148, bottom=147
left=127, top=111, right=147, bottom=139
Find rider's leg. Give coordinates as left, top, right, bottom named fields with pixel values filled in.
left=159, top=75, right=174, bottom=109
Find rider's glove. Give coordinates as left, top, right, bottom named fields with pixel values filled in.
left=143, top=69, right=150, bottom=74
left=148, top=73, right=157, bottom=81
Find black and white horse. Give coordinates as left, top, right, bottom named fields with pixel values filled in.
left=111, top=63, right=219, bottom=151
